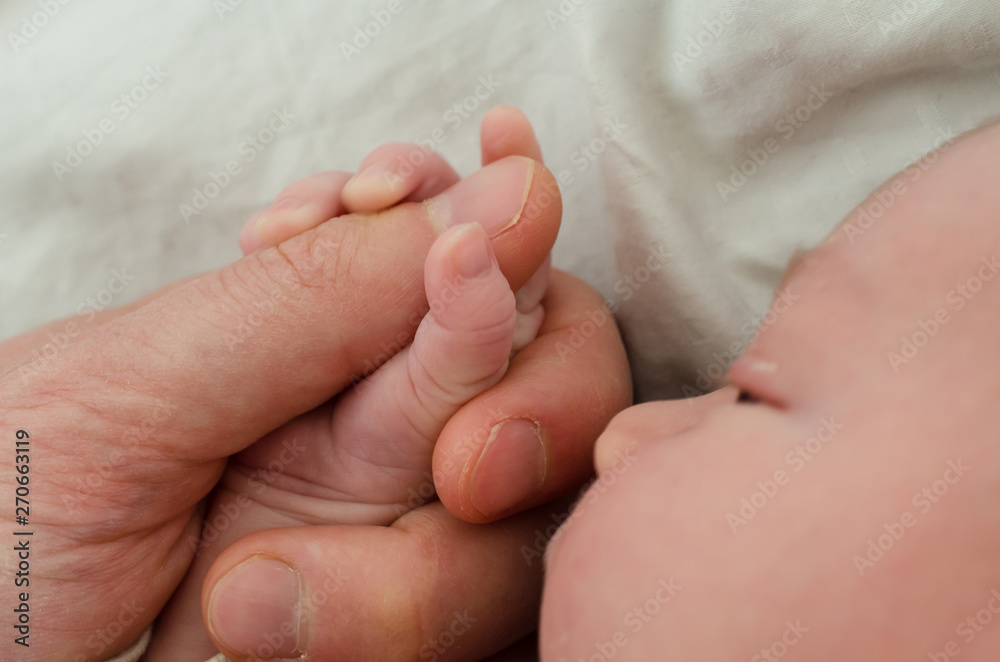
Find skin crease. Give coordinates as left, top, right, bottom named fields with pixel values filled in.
left=150, top=136, right=523, bottom=662
left=0, top=155, right=566, bottom=662
left=0, top=107, right=631, bottom=662
left=542, top=119, right=1000, bottom=661
left=185, top=109, right=625, bottom=662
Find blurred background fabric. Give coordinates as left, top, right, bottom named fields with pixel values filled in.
left=1, top=0, right=998, bottom=401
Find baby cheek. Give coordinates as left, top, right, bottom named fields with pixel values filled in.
left=541, top=464, right=680, bottom=662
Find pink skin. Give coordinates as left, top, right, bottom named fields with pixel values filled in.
left=0, top=107, right=623, bottom=661
left=239, top=135, right=547, bottom=351
left=150, top=219, right=518, bottom=661
left=541, top=119, right=1000, bottom=660
left=149, top=111, right=556, bottom=661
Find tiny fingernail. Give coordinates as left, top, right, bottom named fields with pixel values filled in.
left=270, top=197, right=302, bottom=212
left=354, top=163, right=391, bottom=185
left=451, top=224, right=494, bottom=279
left=345, top=163, right=400, bottom=201
left=256, top=200, right=321, bottom=245
left=256, top=199, right=300, bottom=232
left=208, top=557, right=304, bottom=658
left=470, top=419, right=547, bottom=517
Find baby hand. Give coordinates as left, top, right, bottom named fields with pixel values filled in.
left=147, top=108, right=558, bottom=661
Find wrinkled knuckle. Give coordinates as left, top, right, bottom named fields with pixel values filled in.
left=252, top=223, right=363, bottom=294
left=258, top=241, right=325, bottom=293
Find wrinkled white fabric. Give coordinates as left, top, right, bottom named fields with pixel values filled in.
left=2, top=1, right=998, bottom=403
left=2, top=1, right=997, bottom=660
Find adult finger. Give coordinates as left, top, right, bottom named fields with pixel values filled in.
left=12, top=156, right=561, bottom=465
left=481, top=106, right=544, bottom=164
left=480, top=106, right=549, bottom=349
left=434, top=269, right=634, bottom=522
left=0, top=276, right=196, bottom=376
left=202, top=500, right=570, bottom=662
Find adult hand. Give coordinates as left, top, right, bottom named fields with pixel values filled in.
left=0, top=150, right=563, bottom=661
left=198, top=108, right=633, bottom=661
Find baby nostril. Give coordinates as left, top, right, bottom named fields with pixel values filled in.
left=737, top=390, right=761, bottom=404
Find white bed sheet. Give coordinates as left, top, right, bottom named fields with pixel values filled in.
left=1, top=0, right=998, bottom=402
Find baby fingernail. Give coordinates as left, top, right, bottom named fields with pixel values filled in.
left=270, top=197, right=302, bottom=212
left=354, top=163, right=395, bottom=188
left=451, top=224, right=494, bottom=279
left=208, top=557, right=304, bottom=658
left=470, top=419, right=547, bottom=517
left=256, top=198, right=321, bottom=245
left=343, top=163, right=401, bottom=208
